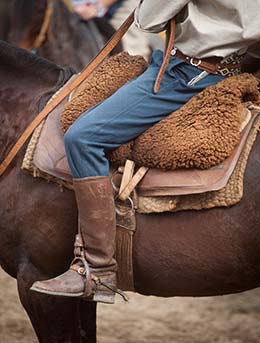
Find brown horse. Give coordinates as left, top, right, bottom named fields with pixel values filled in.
left=0, top=1, right=11, bottom=40
left=1, top=40, right=260, bottom=343
left=1, top=0, right=121, bottom=72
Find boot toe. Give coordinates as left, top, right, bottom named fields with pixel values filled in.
left=30, top=269, right=85, bottom=297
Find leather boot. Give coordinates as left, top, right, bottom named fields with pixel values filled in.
left=30, top=176, right=125, bottom=304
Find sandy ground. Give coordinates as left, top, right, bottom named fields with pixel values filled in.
left=1, top=267, right=260, bottom=343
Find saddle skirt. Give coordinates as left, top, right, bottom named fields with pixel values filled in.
left=21, top=82, right=260, bottom=214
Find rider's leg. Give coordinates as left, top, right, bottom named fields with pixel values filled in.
left=64, top=52, right=225, bottom=178
left=31, top=51, right=225, bottom=302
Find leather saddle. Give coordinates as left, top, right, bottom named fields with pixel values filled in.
left=30, top=90, right=255, bottom=197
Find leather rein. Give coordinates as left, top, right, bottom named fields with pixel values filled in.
left=31, top=0, right=54, bottom=52
left=28, top=0, right=73, bottom=52
left=0, top=13, right=175, bottom=177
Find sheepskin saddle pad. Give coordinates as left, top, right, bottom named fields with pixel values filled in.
left=22, top=52, right=260, bottom=212
left=62, top=63, right=260, bottom=171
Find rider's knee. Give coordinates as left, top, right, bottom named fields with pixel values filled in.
left=64, top=124, right=84, bottom=152
left=64, top=120, right=96, bottom=153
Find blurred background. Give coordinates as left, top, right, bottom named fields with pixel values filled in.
left=0, top=0, right=164, bottom=72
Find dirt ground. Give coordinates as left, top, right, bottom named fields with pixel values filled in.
left=1, top=268, right=260, bottom=343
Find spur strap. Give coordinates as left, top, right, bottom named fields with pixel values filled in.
left=70, top=264, right=129, bottom=301
left=0, top=11, right=135, bottom=177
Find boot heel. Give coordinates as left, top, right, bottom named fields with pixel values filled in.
left=93, top=290, right=115, bottom=304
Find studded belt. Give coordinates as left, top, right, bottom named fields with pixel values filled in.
left=172, top=48, right=244, bottom=77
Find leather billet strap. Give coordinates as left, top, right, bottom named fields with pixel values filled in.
left=0, top=11, right=135, bottom=177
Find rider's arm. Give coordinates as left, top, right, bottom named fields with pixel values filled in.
left=134, top=0, right=191, bottom=33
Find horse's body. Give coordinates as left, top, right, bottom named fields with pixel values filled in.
left=0, top=2, right=11, bottom=40
left=1, top=41, right=260, bottom=343
left=1, top=0, right=121, bottom=72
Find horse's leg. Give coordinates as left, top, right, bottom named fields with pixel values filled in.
left=17, top=262, right=97, bottom=343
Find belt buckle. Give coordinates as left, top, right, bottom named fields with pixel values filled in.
left=171, top=47, right=177, bottom=56
left=190, top=57, right=202, bottom=67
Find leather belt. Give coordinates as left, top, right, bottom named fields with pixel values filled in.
left=172, top=48, right=242, bottom=75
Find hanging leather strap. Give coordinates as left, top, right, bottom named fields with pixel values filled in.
left=153, top=19, right=176, bottom=93
left=0, top=11, right=135, bottom=177
left=32, top=0, right=54, bottom=51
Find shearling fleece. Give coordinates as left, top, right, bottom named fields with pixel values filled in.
left=61, top=52, right=148, bottom=131
left=61, top=54, right=260, bottom=170
left=108, top=73, right=260, bottom=169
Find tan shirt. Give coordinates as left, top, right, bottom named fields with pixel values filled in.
left=134, top=0, right=260, bottom=58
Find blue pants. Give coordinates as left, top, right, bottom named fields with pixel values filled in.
left=64, top=50, right=225, bottom=178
